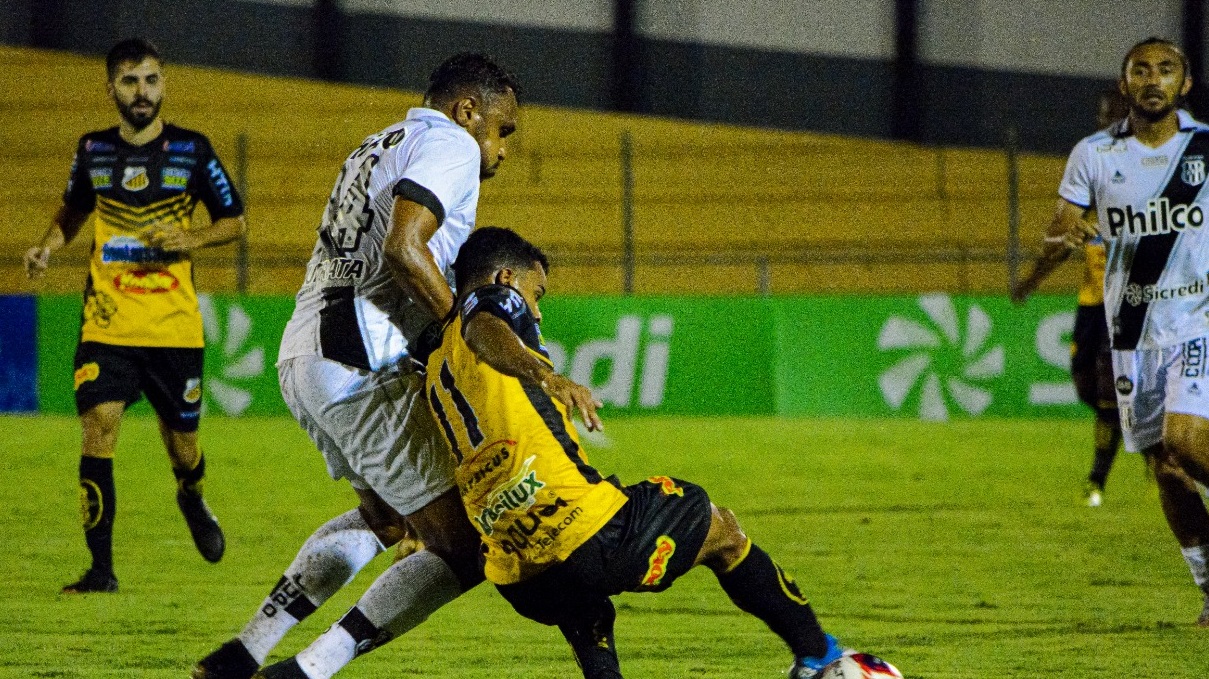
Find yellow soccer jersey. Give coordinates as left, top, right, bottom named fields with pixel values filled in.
left=1078, top=237, right=1107, bottom=307
left=426, top=284, right=628, bottom=585
left=63, top=125, right=244, bottom=347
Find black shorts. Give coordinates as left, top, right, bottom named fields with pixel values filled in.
left=1070, top=304, right=1115, bottom=411
left=497, top=476, right=713, bottom=627
left=73, top=341, right=204, bottom=432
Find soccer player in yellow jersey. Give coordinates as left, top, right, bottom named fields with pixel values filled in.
left=23, top=39, right=247, bottom=593
left=427, top=227, right=848, bottom=678
left=1012, top=88, right=1129, bottom=507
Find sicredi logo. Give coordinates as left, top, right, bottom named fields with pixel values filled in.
left=544, top=315, right=672, bottom=408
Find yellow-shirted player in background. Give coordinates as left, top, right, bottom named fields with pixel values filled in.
left=1012, top=89, right=1131, bottom=507
left=425, top=227, right=887, bottom=679
left=24, top=38, right=247, bottom=593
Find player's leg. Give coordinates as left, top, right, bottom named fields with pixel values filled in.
left=63, top=342, right=141, bottom=593
left=694, top=503, right=841, bottom=677
left=194, top=358, right=392, bottom=678
left=251, top=368, right=478, bottom=679
left=262, top=489, right=482, bottom=679
left=1161, top=411, right=1209, bottom=626
left=142, top=347, right=223, bottom=562
left=1086, top=343, right=1123, bottom=503
left=1072, top=306, right=1122, bottom=505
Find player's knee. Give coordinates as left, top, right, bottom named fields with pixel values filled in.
left=356, top=505, right=408, bottom=547
left=701, top=505, right=749, bottom=571
left=80, top=405, right=121, bottom=438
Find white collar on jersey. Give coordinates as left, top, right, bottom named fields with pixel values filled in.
left=1111, top=108, right=1201, bottom=138
left=406, top=107, right=455, bottom=125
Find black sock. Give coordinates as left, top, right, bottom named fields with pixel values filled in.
left=1088, top=415, right=1121, bottom=489
left=79, top=456, right=115, bottom=575
left=174, top=453, right=205, bottom=494
left=558, top=599, right=622, bottom=679
left=715, top=543, right=828, bottom=659
left=338, top=606, right=391, bottom=658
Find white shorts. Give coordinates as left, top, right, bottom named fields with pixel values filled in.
left=1112, top=336, right=1209, bottom=452
left=277, top=355, right=455, bottom=515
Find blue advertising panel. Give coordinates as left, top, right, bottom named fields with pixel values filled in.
left=0, top=296, right=38, bottom=412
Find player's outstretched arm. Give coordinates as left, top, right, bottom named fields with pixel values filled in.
left=148, top=215, right=247, bottom=252
left=383, top=196, right=455, bottom=320
left=1010, top=198, right=1091, bottom=304
left=24, top=205, right=90, bottom=279
left=464, top=312, right=604, bottom=432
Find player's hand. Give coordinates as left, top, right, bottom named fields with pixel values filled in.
left=147, top=223, right=196, bottom=252
left=1062, top=220, right=1097, bottom=250
left=541, top=373, right=604, bottom=432
left=23, top=246, right=51, bottom=279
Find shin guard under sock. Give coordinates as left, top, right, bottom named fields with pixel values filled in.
left=79, top=456, right=115, bottom=574
left=715, top=542, right=828, bottom=659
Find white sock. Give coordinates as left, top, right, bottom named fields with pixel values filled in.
left=294, top=550, right=464, bottom=679
left=238, top=509, right=383, bottom=664
left=1182, top=544, right=1209, bottom=591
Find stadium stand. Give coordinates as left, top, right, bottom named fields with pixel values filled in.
left=0, top=45, right=1078, bottom=296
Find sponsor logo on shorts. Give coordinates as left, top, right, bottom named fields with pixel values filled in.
left=161, top=167, right=191, bottom=190
left=89, top=167, right=112, bottom=189
left=74, top=362, right=100, bottom=390
left=121, top=166, right=150, bottom=191
left=183, top=377, right=202, bottom=404
left=648, top=475, right=684, bottom=496
left=79, top=479, right=103, bottom=530
left=640, top=535, right=676, bottom=588
left=114, top=269, right=180, bottom=294
left=474, top=456, right=544, bottom=536
left=1115, top=376, right=1134, bottom=395
left=1184, top=338, right=1206, bottom=378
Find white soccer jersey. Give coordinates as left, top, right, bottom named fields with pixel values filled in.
left=1059, top=110, right=1209, bottom=350
left=279, top=108, right=481, bottom=371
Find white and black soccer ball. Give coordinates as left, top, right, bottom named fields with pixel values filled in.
left=817, top=652, right=903, bottom=679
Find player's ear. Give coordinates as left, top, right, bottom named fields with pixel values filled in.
left=452, top=96, right=478, bottom=127
left=1182, top=75, right=1193, bottom=97
left=1118, top=78, right=1128, bottom=99
left=494, top=267, right=514, bottom=287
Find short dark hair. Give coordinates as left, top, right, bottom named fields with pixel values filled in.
left=1121, top=37, right=1188, bottom=79
left=106, top=38, right=161, bottom=80
left=453, top=227, right=548, bottom=293
left=424, top=53, right=520, bottom=106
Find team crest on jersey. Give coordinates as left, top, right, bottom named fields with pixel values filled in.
left=121, top=166, right=150, bottom=191
left=1115, top=376, right=1134, bottom=395
left=1182, top=156, right=1206, bottom=186
left=183, top=377, right=202, bottom=404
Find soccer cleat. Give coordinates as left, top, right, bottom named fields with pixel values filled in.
left=192, top=638, right=260, bottom=679
left=787, top=634, right=846, bottom=679
left=1083, top=482, right=1103, bottom=508
left=61, top=568, right=118, bottom=594
left=253, top=657, right=309, bottom=679
left=178, top=489, right=226, bottom=563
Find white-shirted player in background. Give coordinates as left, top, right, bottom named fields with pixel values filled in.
left=1046, top=37, right=1209, bottom=626
left=193, top=53, right=519, bottom=678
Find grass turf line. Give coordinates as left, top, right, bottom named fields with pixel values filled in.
left=0, top=414, right=1206, bottom=677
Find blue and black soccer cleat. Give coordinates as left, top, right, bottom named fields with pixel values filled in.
left=787, top=633, right=846, bottom=679
left=192, top=638, right=259, bottom=679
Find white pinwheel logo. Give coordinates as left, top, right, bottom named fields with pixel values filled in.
left=877, top=294, right=1004, bottom=421
left=199, top=294, right=265, bottom=416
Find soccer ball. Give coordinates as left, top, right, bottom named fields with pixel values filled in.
left=818, top=652, right=903, bottom=679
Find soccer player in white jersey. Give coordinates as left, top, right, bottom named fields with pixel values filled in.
left=193, top=53, right=519, bottom=678
left=1045, top=37, right=1209, bottom=626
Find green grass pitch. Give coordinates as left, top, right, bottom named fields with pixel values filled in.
left=2, top=414, right=1207, bottom=677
